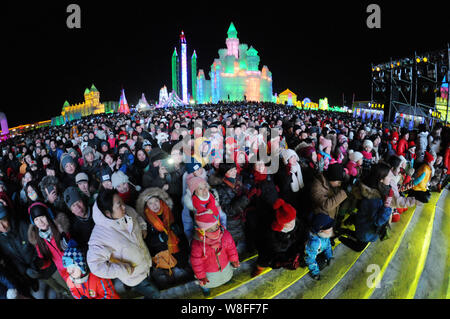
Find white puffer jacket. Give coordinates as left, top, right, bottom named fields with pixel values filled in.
left=87, top=201, right=151, bottom=287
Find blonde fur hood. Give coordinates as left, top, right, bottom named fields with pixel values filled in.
left=136, top=187, right=173, bottom=218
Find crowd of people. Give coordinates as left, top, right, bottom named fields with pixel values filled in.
left=0, top=102, right=448, bottom=299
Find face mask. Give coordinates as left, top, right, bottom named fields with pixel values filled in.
left=28, top=190, right=38, bottom=201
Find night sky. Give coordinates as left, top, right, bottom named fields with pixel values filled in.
left=3, top=0, right=449, bottom=127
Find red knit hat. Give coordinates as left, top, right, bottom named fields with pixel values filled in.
left=271, top=198, right=297, bottom=232
left=424, top=151, right=435, bottom=164
left=408, top=141, right=416, bottom=148
left=195, top=212, right=219, bottom=231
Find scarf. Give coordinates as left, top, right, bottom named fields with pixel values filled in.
left=194, top=227, right=224, bottom=256
left=287, top=162, right=304, bottom=192
left=38, top=228, right=53, bottom=242
left=72, top=273, right=89, bottom=285
left=118, top=189, right=131, bottom=205
left=144, top=200, right=179, bottom=254
left=253, top=170, right=267, bottom=184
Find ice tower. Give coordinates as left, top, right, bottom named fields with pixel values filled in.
left=118, top=88, right=130, bottom=114
left=196, top=22, right=273, bottom=104
left=171, top=31, right=197, bottom=104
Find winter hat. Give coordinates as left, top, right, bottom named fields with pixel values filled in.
left=62, top=239, right=88, bottom=275
left=300, top=146, right=316, bottom=159
left=185, top=159, right=203, bottom=174
left=349, top=150, right=363, bottom=162
left=326, top=163, right=345, bottom=182
left=408, top=141, right=416, bottom=149
left=28, top=202, right=55, bottom=225
left=82, top=146, right=94, bottom=158
left=60, top=153, right=75, bottom=172
left=63, top=186, right=82, bottom=209
left=111, top=170, right=129, bottom=189
left=319, top=136, right=332, bottom=152
left=99, top=167, right=111, bottom=183
left=149, top=147, right=168, bottom=162
left=0, top=203, right=8, bottom=220
left=67, top=148, right=79, bottom=158
left=311, top=213, right=335, bottom=233
left=271, top=198, right=297, bottom=232
left=338, top=134, right=348, bottom=145
left=218, top=162, right=236, bottom=177
left=195, top=212, right=219, bottom=231
left=187, top=176, right=206, bottom=194
left=280, top=149, right=299, bottom=165
left=363, top=139, right=373, bottom=150
left=75, top=172, right=89, bottom=184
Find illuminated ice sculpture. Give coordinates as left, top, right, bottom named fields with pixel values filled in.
left=0, top=112, right=9, bottom=139
left=196, top=22, right=273, bottom=103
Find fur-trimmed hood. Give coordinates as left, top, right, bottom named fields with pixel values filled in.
left=27, top=212, right=71, bottom=245
left=358, top=182, right=382, bottom=200
left=136, top=187, right=173, bottom=217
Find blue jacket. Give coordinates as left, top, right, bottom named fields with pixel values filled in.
left=355, top=183, right=392, bottom=243
left=304, top=232, right=333, bottom=275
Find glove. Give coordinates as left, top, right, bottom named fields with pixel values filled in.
left=197, top=277, right=210, bottom=286
left=384, top=188, right=394, bottom=207
left=231, top=261, right=240, bottom=268
left=407, top=168, right=415, bottom=176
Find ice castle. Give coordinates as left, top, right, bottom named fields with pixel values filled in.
left=196, top=22, right=274, bottom=104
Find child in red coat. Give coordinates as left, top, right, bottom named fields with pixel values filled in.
left=62, top=240, right=119, bottom=299
left=190, top=213, right=239, bottom=296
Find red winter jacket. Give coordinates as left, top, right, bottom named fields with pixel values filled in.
left=35, top=235, right=70, bottom=281
left=396, top=138, right=408, bottom=157
left=190, top=230, right=239, bottom=280
left=67, top=273, right=119, bottom=299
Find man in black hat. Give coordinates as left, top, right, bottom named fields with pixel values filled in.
left=63, top=187, right=94, bottom=253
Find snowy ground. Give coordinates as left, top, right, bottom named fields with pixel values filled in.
left=414, top=188, right=448, bottom=299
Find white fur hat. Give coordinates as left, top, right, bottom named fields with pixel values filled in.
left=349, top=150, right=363, bottom=162
left=111, top=170, right=129, bottom=189
left=281, top=149, right=299, bottom=165
left=363, top=139, right=373, bottom=150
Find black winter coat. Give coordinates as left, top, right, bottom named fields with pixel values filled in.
left=210, top=175, right=250, bottom=245
left=0, top=218, right=38, bottom=276
left=257, top=218, right=305, bottom=267
left=67, top=208, right=95, bottom=253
